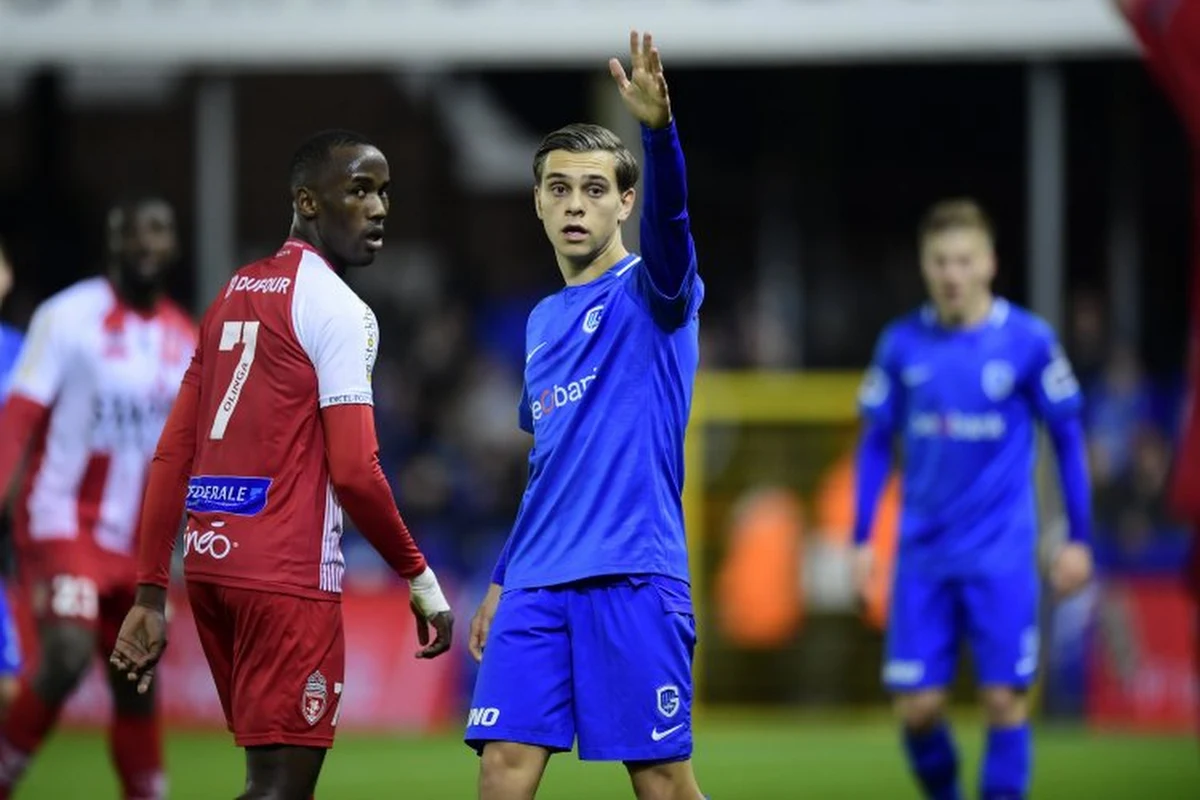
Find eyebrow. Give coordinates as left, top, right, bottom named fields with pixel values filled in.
left=545, top=172, right=611, bottom=182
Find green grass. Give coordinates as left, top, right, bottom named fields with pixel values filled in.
left=17, top=715, right=1198, bottom=799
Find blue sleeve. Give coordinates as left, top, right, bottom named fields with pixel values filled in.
left=1046, top=416, right=1094, bottom=545
left=858, top=327, right=904, bottom=431
left=1025, top=323, right=1083, bottom=422
left=852, top=420, right=894, bottom=546
left=633, top=121, right=699, bottom=329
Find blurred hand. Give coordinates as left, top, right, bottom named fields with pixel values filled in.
left=1050, top=542, right=1094, bottom=598
left=468, top=583, right=502, bottom=663
left=852, top=545, right=875, bottom=609
left=108, top=604, right=168, bottom=694
left=411, top=603, right=454, bottom=660
left=609, top=30, right=673, bottom=129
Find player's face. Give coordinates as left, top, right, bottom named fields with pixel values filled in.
left=534, top=150, right=635, bottom=265
left=920, top=226, right=996, bottom=323
left=112, top=201, right=178, bottom=291
left=313, top=145, right=390, bottom=269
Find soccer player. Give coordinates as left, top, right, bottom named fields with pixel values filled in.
left=109, top=130, right=455, bottom=800
left=0, top=195, right=195, bottom=799
left=464, top=31, right=707, bottom=800
left=1116, top=0, right=1200, bottom=735
left=853, top=199, right=1095, bottom=800
left=0, top=239, right=25, bottom=711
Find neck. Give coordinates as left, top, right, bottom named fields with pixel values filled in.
left=939, top=293, right=994, bottom=329
left=289, top=223, right=346, bottom=276
left=108, top=270, right=161, bottom=313
left=557, top=233, right=629, bottom=287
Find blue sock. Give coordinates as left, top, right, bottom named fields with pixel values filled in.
left=903, top=723, right=962, bottom=800
left=981, top=724, right=1031, bottom=799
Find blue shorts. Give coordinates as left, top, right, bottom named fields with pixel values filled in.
left=0, top=580, right=20, bottom=676
left=883, top=568, right=1038, bottom=692
left=465, top=575, right=696, bottom=762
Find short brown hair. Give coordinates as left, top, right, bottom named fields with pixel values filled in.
left=532, top=123, right=640, bottom=193
left=919, top=198, right=995, bottom=245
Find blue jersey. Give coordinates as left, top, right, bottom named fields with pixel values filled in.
left=493, top=123, right=704, bottom=591
left=0, top=323, right=23, bottom=402
left=858, top=300, right=1084, bottom=578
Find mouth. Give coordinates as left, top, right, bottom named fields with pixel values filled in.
left=364, top=227, right=385, bottom=252
left=561, top=224, right=588, bottom=243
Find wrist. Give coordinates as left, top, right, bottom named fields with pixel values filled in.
left=409, top=567, right=451, bottom=614
left=134, top=583, right=168, bottom=612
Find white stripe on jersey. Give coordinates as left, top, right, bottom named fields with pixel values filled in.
left=615, top=256, right=642, bottom=277
left=320, top=479, right=346, bottom=593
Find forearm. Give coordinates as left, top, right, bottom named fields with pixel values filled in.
left=639, top=121, right=696, bottom=298
left=490, top=534, right=513, bottom=586
left=323, top=405, right=427, bottom=580
left=1047, top=416, right=1094, bottom=545
left=852, top=421, right=894, bottom=546
left=136, top=377, right=201, bottom=590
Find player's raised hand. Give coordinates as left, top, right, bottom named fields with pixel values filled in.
left=468, top=583, right=502, bottom=663
left=609, top=30, right=672, bottom=129
left=109, top=604, right=168, bottom=694
left=1050, top=541, right=1093, bottom=598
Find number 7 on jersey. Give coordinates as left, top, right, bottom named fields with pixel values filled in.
left=210, top=320, right=260, bottom=440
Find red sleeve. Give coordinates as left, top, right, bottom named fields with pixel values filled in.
left=135, top=361, right=201, bottom=588
left=321, top=403, right=427, bottom=580
left=1127, top=0, right=1200, bottom=142
left=0, top=395, right=50, bottom=503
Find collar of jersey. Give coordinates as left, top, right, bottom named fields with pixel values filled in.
left=561, top=253, right=640, bottom=293
left=921, top=298, right=1010, bottom=333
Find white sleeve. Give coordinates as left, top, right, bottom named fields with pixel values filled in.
left=8, top=301, right=71, bottom=406
left=292, top=256, right=378, bottom=408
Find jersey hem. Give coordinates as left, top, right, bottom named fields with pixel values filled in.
left=183, top=572, right=341, bottom=602
left=501, top=566, right=691, bottom=592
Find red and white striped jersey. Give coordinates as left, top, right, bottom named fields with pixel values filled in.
left=182, top=239, right=379, bottom=598
left=9, top=277, right=196, bottom=556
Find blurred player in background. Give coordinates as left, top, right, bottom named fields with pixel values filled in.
left=0, top=240, right=25, bottom=713
left=464, top=32, right=708, bottom=800
left=0, top=240, right=22, bottom=400
left=853, top=199, right=1095, bottom=800
left=0, top=195, right=194, bottom=800
left=110, top=130, right=454, bottom=800
left=1116, top=0, right=1200, bottom=735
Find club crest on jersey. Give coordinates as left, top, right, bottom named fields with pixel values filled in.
left=656, top=684, right=681, bottom=718
left=301, top=670, right=328, bottom=726
left=981, top=360, right=1015, bottom=401
left=582, top=305, right=604, bottom=334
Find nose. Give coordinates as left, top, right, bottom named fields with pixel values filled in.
left=366, top=193, right=387, bottom=220
left=565, top=188, right=585, bottom=214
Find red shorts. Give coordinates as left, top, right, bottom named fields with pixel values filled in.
left=16, top=540, right=136, bottom=657
left=187, top=581, right=345, bottom=748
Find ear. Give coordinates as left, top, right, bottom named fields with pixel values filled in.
left=618, top=187, right=636, bottom=223
left=533, top=185, right=544, bottom=220
left=295, top=186, right=318, bottom=220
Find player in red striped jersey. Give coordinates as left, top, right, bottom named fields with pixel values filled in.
left=109, top=130, right=454, bottom=799
left=0, top=194, right=195, bottom=799
left=1117, top=0, right=1200, bottom=736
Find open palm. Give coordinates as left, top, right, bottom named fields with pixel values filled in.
left=609, top=30, right=672, bottom=130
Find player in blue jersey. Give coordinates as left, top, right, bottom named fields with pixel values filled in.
left=464, top=31, right=707, bottom=800
left=853, top=199, right=1094, bottom=800
left=0, top=240, right=24, bottom=706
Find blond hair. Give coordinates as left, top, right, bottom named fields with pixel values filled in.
left=918, top=198, right=995, bottom=246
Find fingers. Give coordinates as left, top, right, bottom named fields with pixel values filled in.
left=411, top=602, right=430, bottom=646
left=629, top=29, right=640, bottom=64
left=609, top=58, right=631, bottom=92
left=137, top=668, right=155, bottom=695
left=416, top=612, right=455, bottom=660
left=468, top=618, right=484, bottom=663
left=649, top=41, right=663, bottom=76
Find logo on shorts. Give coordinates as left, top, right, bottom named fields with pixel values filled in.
left=656, top=684, right=681, bottom=718
left=302, top=670, right=328, bottom=726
